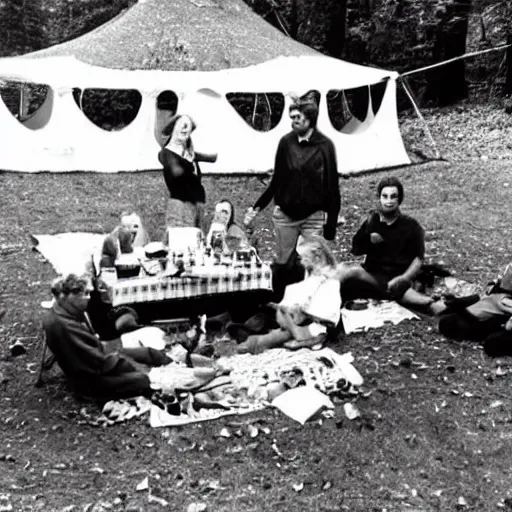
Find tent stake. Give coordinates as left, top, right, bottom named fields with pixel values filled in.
left=400, top=78, right=441, bottom=160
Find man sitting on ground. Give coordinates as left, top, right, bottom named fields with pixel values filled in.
left=341, top=177, right=436, bottom=312
left=43, top=273, right=171, bottom=400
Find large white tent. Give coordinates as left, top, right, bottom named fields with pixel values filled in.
left=0, top=0, right=410, bottom=175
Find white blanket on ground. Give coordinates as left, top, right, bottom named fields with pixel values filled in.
left=32, top=232, right=105, bottom=276
left=95, top=348, right=363, bottom=428
left=341, top=300, right=419, bottom=334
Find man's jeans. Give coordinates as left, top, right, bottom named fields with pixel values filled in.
left=272, top=206, right=325, bottom=264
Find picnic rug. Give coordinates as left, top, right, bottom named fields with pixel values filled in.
left=32, top=232, right=105, bottom=276
left=341, top=300, right=420, bottom=334
left=84, top=347, right=363, bottom=427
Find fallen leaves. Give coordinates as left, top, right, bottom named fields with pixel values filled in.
left=457, top=496, right=468, bottom=509
left=186, top=503, right=207, bottom=512
left=135, top=476, right=149, bottom=492
left=292, top=482, right=304, bottom=492
left=218, top=427, right=231, bottom=439
left=343, top=403, right=361, bottom=420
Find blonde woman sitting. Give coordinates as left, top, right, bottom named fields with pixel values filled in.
left=237, top=235, right=343, bottom=354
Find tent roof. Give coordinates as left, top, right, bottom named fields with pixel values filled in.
left=0, top=54, right=397, bottom=93
left=25, top=0, right=319, bottom=71
left=0, top=0, right=397, bottom=93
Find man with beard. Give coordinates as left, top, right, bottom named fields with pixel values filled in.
left=341, top=177, right=435, bottom=311
left=244, top=98, right=340, bottom=300
left=245, top=98, right=340, bottom=263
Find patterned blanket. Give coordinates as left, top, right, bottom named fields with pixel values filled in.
left=341, top=300, right=419, bottom=334
left=94, top=348, right=363, bottom=427
left=106, top=264, right=272, bottom=307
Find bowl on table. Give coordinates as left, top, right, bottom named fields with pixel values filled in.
left=114, top=253, right=141, bottom=279
left=144, top=241, right=168, bottom=260
left=344, top=299, right=369, bottom=311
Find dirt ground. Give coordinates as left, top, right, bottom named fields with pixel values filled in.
left=2, top=109, right=512, bottom=511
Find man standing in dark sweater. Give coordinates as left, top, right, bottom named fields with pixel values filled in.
left=245, top=99, right=340, bottom=265
left=342, top=177, right=435, bottom=310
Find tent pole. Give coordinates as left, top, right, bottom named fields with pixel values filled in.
left=400, top=77, right=441, bottom=160
left=251, top=93, right=258, bottom=127
left=18, top=85, right=24, bottom=120
left=402, top=43, right=511, bottom=78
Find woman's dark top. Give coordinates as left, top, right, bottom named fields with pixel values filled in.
left=159, top=148, right=205, bottom=204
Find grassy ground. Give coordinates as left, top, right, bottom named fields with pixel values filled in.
left=2, top=116, right=512, bottom=511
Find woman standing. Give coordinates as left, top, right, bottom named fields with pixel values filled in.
left=158, top=114, right=217, bottom=231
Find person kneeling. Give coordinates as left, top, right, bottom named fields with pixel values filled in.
left=340, top=177, right=436, bottom=312
left=43, top=273, right=171, bottom=400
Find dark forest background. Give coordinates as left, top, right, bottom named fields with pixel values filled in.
left=1, top=0, right=512, bottom=110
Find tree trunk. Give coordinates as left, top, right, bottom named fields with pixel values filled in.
left=505, top=33, right=512, bottom=95
left=426, top=0, right=471, bottom=106
left=325, top=0, right=347, bottom=58
left=291, top=0, right=348, bottom=57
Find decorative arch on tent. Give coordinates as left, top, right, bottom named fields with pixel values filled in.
left=0, top=81, right=52, bottom=129
left=225, top=92, right=285, bottom=132
left=72, top=88, right=142, bottom=131
left=0, top=55, right=410, bottom=174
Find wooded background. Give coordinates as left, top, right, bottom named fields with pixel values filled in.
left=0, top=0, right=511, bottom=107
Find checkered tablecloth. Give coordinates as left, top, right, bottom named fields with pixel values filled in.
left=106, top=263, right=273, bottom=307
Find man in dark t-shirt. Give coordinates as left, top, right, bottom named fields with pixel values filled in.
left=341, top=177, right=435, bottom=311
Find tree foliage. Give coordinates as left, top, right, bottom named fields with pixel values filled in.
left=0, top=0, right=510, bottom=107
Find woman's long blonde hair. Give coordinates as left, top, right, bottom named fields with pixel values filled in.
left=298, top=235, right=337, bottom=275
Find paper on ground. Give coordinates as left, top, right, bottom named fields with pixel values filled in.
left=341, top=300, right=419, bottom=334
left=121, top=326, right=166, bottom=350
left=272, top=386, right=334, bottom=425
left=281, top=276, right=341, bottom=326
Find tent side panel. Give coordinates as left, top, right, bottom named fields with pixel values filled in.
left=0, top=80, right=410, bottom=174
left=316, top=79, right=410, bottom=175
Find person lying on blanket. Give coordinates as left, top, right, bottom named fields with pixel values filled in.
left=237, top=235, right=343, bottom=354
left=99, top=212, right=148, bottom=268
left=339, top=176, right=438, bottom=313
left=438, top=263, right=512, bottom=357
left=43, top=273, right=171, bottom=400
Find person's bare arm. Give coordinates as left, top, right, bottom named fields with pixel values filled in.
left=195, top=151, right=217, bottom=163
left=400, top=256, right=423, bottom=282
left=387, top=256, right=423, bottom=293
